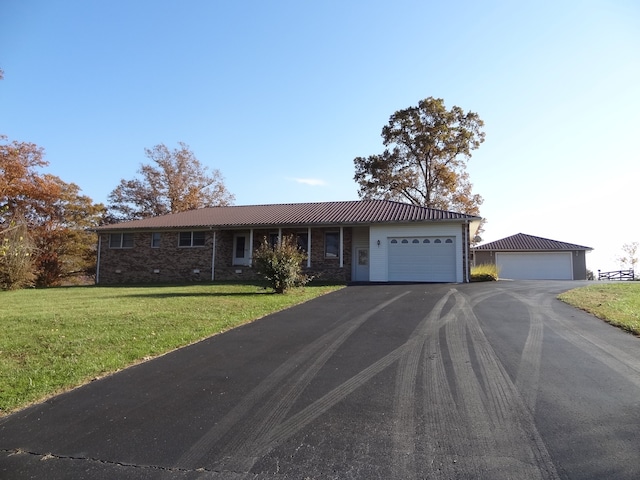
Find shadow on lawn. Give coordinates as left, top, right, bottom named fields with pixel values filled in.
left=121, top=290, right=276, bottom=299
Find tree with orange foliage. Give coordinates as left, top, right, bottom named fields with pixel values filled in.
left=107, top=142, right=234, bottom=222
left=0, top=135, right=105, bottom=287
left=353, top=97, right=485, bottom=216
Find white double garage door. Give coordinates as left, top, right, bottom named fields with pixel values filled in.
left=496, top=252, right=573, bottom=280
left=388, top=236, right=456, bottom=282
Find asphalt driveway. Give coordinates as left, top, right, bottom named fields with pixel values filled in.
left=1, top=281, right=640, bottom=479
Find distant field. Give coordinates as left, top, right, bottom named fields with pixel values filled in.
left=0, top=282, right=344, bottom=416
left=559, top=282, right=640, bottom=335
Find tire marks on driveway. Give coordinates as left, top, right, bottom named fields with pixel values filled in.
left=420, top=290, right=559, bottom=479
left=173, top=286, right=562, bottom=478
left=173, top=291, right=411, bottom=473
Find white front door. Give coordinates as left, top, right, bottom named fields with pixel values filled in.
left=355, top=247, right=370, bottom=281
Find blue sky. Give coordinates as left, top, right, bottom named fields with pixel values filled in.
left=1, top=0, right=638, bottom=272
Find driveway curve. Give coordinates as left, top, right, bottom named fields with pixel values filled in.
left=1, top=281, right=639, bottom=479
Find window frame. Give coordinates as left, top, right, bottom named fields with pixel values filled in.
left=324, top=231, right=340, bottom=258
left=109, top=232, right=134, bottom=249
left=178, top=231, right=206, bottom=247
left=151, top=232, right=161, bottom=248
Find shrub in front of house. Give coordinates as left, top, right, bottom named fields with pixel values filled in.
left=253, top=235, right=310, bottom=293
left=470, top=263, right=499, bottom=282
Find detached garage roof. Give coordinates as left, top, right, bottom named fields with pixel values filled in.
left=96, top=200, right=481, bottom=231
left=473, top=233, right=592, bottom=251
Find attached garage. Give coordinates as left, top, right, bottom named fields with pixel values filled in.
left=472, top=233, right=593, bottom=281
left=388, top=236, right=457, bottom=282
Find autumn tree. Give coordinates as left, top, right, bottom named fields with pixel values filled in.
left=617, top=241, right=638, bottom=274
left=107, top=142, right=235, bottom=222
left=0, top=135, right=106, bottom=287
left=353, top=97, right=485, bottom=216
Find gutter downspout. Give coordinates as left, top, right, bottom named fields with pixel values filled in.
left=464, top=221, right=470, bottom=283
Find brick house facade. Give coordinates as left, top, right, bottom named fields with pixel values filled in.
left=97, top=227, right=354, bottom=284
left=95, top=201, right=480, bottom=285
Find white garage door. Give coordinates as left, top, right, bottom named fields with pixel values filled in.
left=388, top=237, right=456, bottom=282
left=496, top=252, right=573, bottom=280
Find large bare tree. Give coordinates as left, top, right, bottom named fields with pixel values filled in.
left=354, top=97, right=485, bottom=216
left=107, top=142, right=235, bottom=222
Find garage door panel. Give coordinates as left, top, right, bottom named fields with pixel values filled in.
left=388, top=237, right=456, bottom=282
left=496, top=252, right=572, bottom=280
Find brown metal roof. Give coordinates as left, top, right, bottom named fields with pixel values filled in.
left=95, top=200, right=480, bottom=231
left=473, top=233, right=592, bottom=251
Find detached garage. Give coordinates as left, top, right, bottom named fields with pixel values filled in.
left=472, top=233, right=593, bottom=280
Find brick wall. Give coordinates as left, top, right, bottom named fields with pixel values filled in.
left=97, top=227, right=353, bottom=285
left=97, top=231, right=214, bottom=284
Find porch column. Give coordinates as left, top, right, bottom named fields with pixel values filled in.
left=307, top=227, right=311, bottom=268
left=249, top=229, right=254, bottom=266
left=211, top=231, right=216, bottom=281
left=339, top=226, right=344, bottom=268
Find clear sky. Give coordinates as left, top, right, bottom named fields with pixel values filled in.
left=1, top=0, right=638, bottom=273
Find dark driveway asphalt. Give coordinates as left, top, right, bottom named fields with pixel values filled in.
left=1, top=281, right=640, bottom=479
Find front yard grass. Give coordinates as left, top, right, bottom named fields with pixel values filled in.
left=558, top=282, right=640, bottom=336
left=0, top=282, right=344, bottom=416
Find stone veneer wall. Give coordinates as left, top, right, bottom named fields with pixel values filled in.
left=97, top=227, right=353, bottom=285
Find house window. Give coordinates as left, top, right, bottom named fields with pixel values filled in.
left=296, top=232, right=309, bottom=253
left=179, top=231, right=206, bottom=247
left=325, top=232, right=339, bottom=258
left=109, top=233, right=134, bottom=248
left=269, top=233, right=280, bottom=248
left=233, top=234, right=251, bottom=265
left=151, top=232, right=161, bottom=248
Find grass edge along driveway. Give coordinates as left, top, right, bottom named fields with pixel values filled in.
left=0, top=282, right=344, bottom=416
left=559, top=282, right=640, bottom=336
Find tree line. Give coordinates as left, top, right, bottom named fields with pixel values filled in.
left=1, top=90, right=490, bottom=289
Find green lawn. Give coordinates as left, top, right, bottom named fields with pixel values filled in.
left=559, top=282, right=640, bottom=335
left=0, top=282, right=344, bottom=416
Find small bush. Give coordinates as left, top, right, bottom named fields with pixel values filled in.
left=470, top=263, right=499, bottom=282
left=253, top=235, right=310, bottom=293
left=0, top=221, right=36, bottom=290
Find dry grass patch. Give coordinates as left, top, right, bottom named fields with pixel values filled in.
left=471, top=263, right=500, bottom=282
